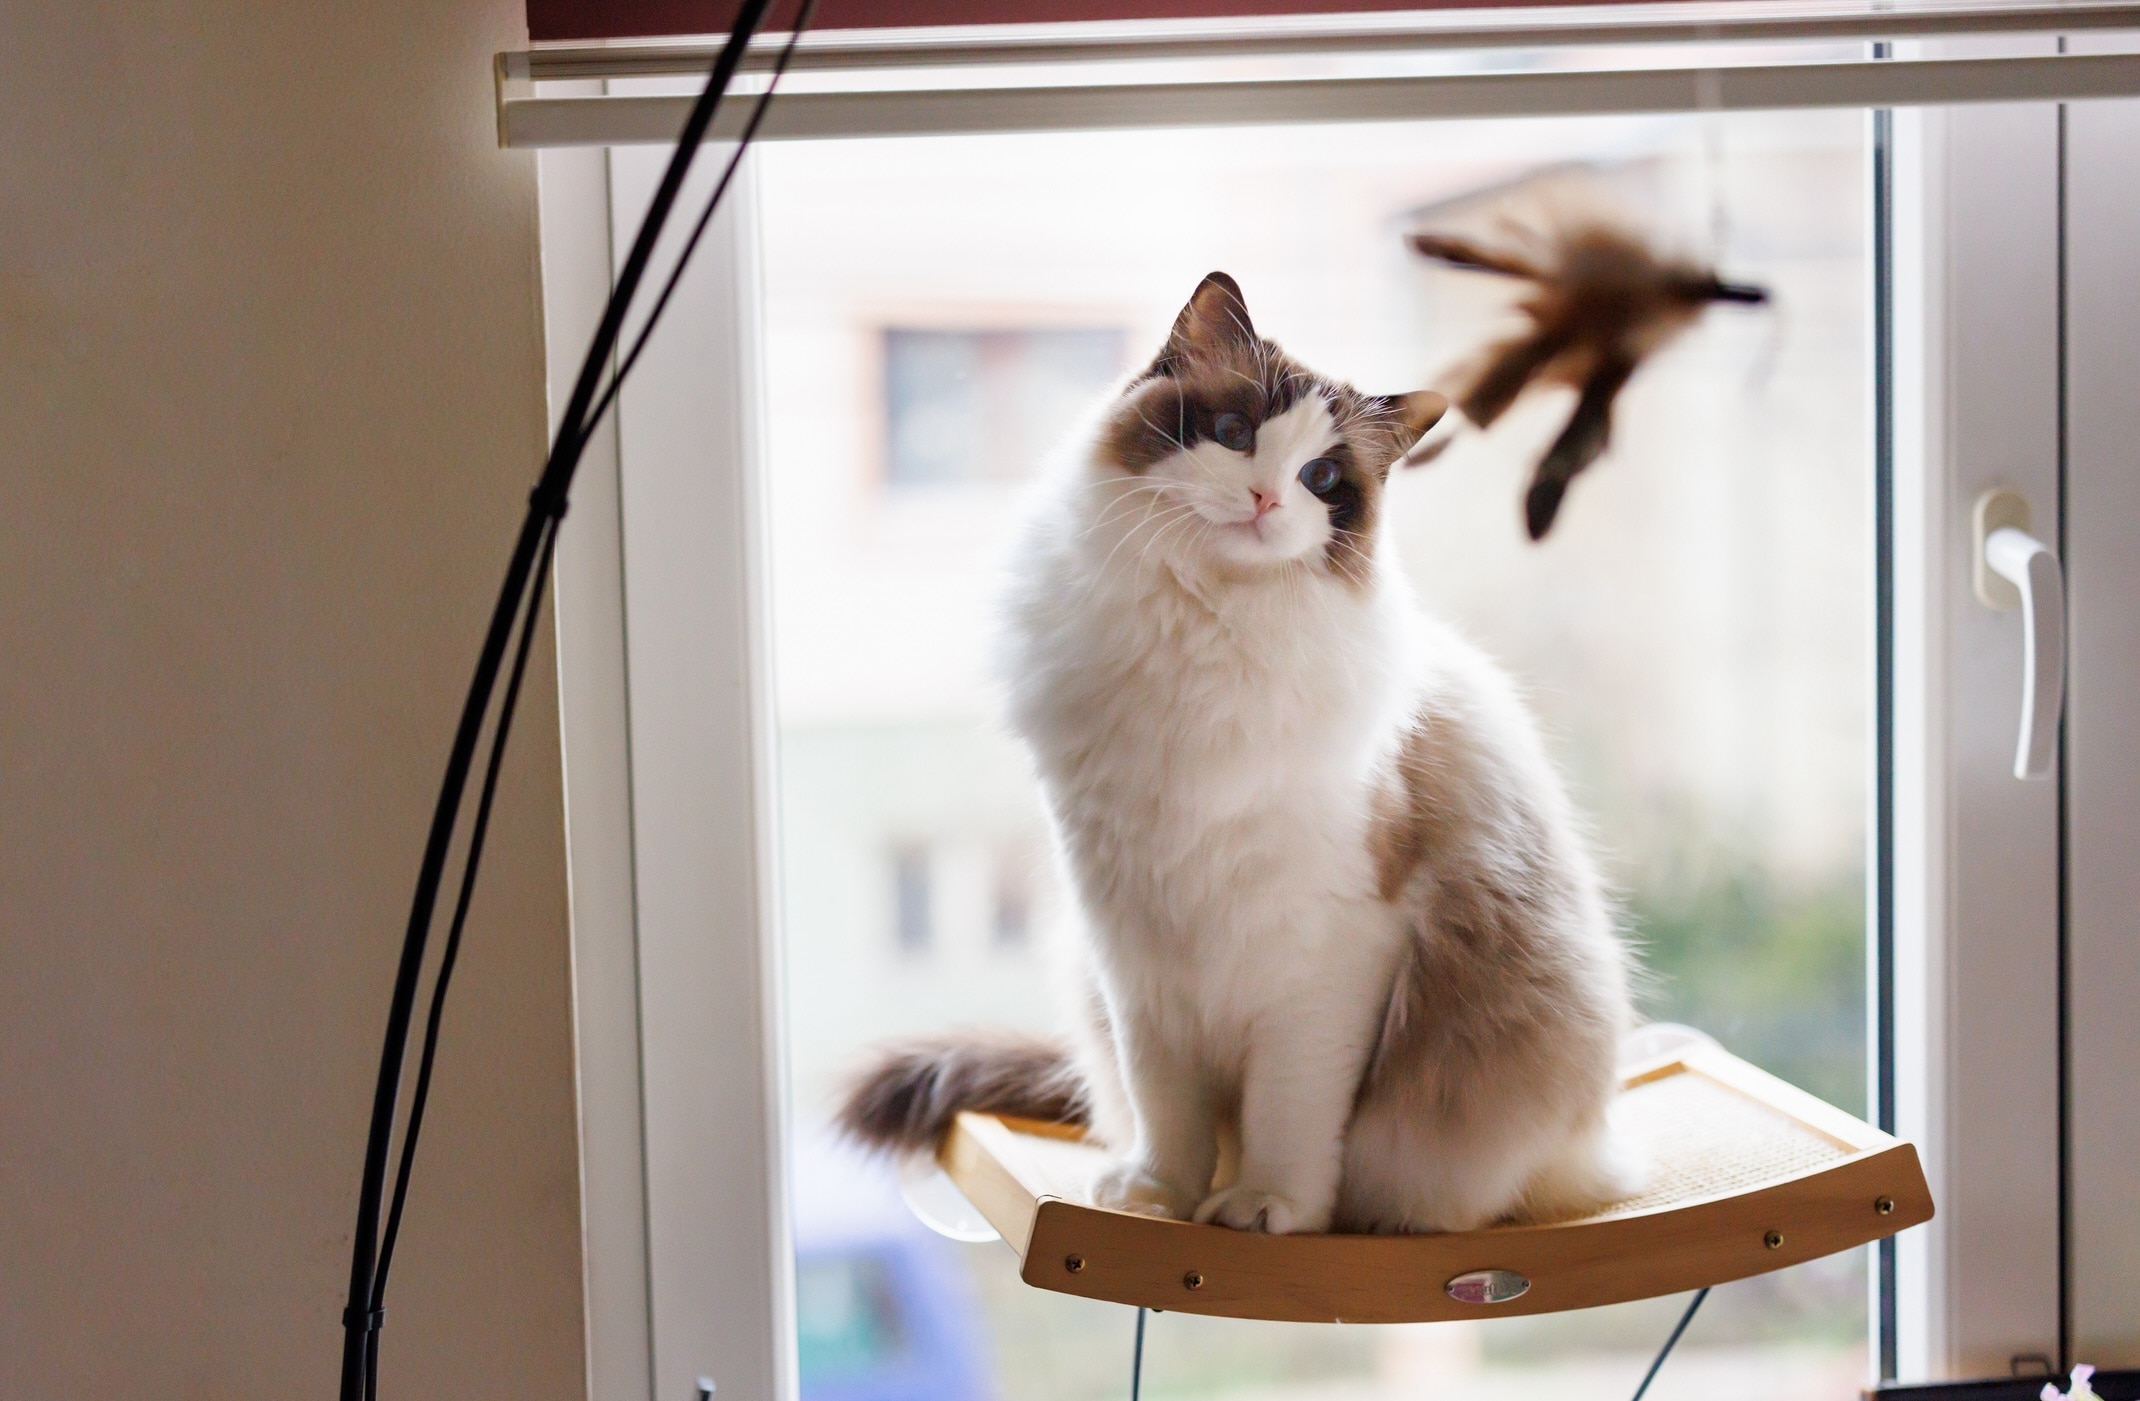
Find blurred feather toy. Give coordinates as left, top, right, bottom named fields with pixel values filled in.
left=1407, top=202, right=1767, bottom=540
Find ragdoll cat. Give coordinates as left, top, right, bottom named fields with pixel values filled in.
left=840, top=272, right=1638, bottom=1234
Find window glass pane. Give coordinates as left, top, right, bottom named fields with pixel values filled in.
left=762, top=110, right=1868, bottom=1401
left=885, top=327, right=1129, bottom=486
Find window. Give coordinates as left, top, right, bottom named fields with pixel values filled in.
left=992, top=857, right=1033, bottom=949
left=891, top=846, right=932, bottom=954
left=760, top=110, right=1870, bottom=1401
left=883, top=327, right=1129, bottom=487
left=534, top=26, right=2140, bottom=1401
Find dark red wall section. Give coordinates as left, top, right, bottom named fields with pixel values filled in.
left=529, top=0, right=1633, bottom=43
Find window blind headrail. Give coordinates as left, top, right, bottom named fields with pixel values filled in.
left=500, top=49, right=2140, bottom=146
left=505, top=0, right=2140, bottom=80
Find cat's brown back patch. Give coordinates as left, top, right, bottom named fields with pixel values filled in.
left=1370, top=712, right=1459, bottom=902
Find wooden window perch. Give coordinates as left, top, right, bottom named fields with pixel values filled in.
left=936, top=1038, right=1931, bottom=1322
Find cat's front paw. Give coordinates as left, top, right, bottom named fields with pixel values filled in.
left=1091, top=1162, right=1197, bottom=1220
left=1192, top=1186, right=1328, bottom=1235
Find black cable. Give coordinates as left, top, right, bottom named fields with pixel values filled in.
left=365, top=3, right=813, bottom=1314
left=371, top=519, right=560, bottom=1302
left=1130, top=1307, right=1148, bottom=1401
left=580, top=0, right=819, bottom=445
left=337, top=4, right=788, bottom=1397
left=537, top=0, right=781, bottom=501
left=1629, top=1287, right=1709, bottom=1401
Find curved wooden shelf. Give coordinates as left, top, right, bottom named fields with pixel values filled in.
left=936, top=1041, right=1932, bottom=1323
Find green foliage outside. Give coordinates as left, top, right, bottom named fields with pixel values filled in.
left=1628, top=858, right=1868, bottom=1119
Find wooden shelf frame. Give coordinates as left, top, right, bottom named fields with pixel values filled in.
left=936, top=1042, right=1933, bottom=1323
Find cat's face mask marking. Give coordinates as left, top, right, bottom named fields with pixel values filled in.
left=1166, top=395, right=1350, bottom=571
left=1098, top=272, right=1446, bottom=584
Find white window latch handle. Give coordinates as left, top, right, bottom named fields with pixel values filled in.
left=1973, top=489, right=2066, bottom=780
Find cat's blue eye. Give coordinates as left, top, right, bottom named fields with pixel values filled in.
left=1299, top=457, right=1343, bottom=497
left=1213, top=412, right=1255, bottom=453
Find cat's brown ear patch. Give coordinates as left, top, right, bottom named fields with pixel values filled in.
left=1155, top=271, right=1256, bottom=373
left=1365, top=389, right=1450, bottom=463
left=1390, top=390, right=1449, bottom=444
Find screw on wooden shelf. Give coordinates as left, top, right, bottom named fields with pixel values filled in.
left=1065, top=1255, right=1086, bottom=1274
left=1876, top=1196, right=1896, bottom=1215
left=1183, top=1270, right=1205, bottom=1291
left=1764, top=1230, right=1785, bottom=1250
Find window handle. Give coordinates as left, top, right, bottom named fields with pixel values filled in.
left=1974, top=490, right=2066, bottom=780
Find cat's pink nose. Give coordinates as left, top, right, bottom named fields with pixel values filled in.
left=1251, top=488, right=1280, bottom=518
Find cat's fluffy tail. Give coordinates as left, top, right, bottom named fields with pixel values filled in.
left=835, top=1031, right=1089, bottom=1153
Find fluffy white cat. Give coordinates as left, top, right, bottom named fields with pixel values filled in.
left=841, top=273, right=1639, bottom=1234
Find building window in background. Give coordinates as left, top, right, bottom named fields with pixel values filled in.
left=892, top=846, right=932, bottom=955
left=882, top=327, right=1128, bottom=487
left=992, top=859, right=1032, bottom=949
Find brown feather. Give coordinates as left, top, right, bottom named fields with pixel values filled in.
left=1406, top=232, right=1547, bottom=282
left=1526, top=352, right=1638, bottom=540
left=1408, top=210, right=1767, bottom=538
left=1459, top=322, right=1580, bottom=429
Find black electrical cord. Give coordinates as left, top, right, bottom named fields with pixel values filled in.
left=582, top=0, right=819, bottom=446
left=336, top=3, right=804, bottom=1396
left=370, top=519, right=558, bottom=1303
left=1129, top=1307, right=1148, bottom=1401
left=366, top=0, right=818, bottom=1320
left=366, top=1, right=818, bottom=1329
left=360, top=519, right=557, bottom=1401
left=1629, top=1287, right=1710, bottom=1401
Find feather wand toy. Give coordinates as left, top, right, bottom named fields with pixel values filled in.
left=1408, top=217, right=1768, bottom=540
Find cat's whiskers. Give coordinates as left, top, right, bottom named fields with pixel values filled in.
left=1131, top=502, right=1212, bottom=576
left=1144, top=504, right=1213, bottom=574
left=1078, top=479, right=1194, bottom=552
left=1081, top=504, right=1188, bottom=562
left=1091, top=498, right=1200, bottom=585
left=1105, top=492, right=1215, bottom=588
left=1075, top=478, right=1182, bottom=541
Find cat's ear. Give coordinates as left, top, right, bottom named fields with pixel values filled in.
left=1152, top=272, right=1256, bottom=374
left=1372, top=390, right=1451, bottom=458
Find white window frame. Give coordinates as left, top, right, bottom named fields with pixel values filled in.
left=2060, top=36, right=2140, bottom=1369
left=546, top=129, right=794, bottom=1401
left=1890, top=60, right=2066, bottom=1378
left=532, top=29, right=2140, bottom=1399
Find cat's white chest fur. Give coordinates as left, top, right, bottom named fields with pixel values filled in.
left=1006, top=473, right=1416, bottom=1098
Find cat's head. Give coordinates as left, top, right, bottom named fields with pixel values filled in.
left=1095, top=272, right=1446, bottom=583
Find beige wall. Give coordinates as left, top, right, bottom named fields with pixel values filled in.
left=0, top=5, right=587, bottom=1398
